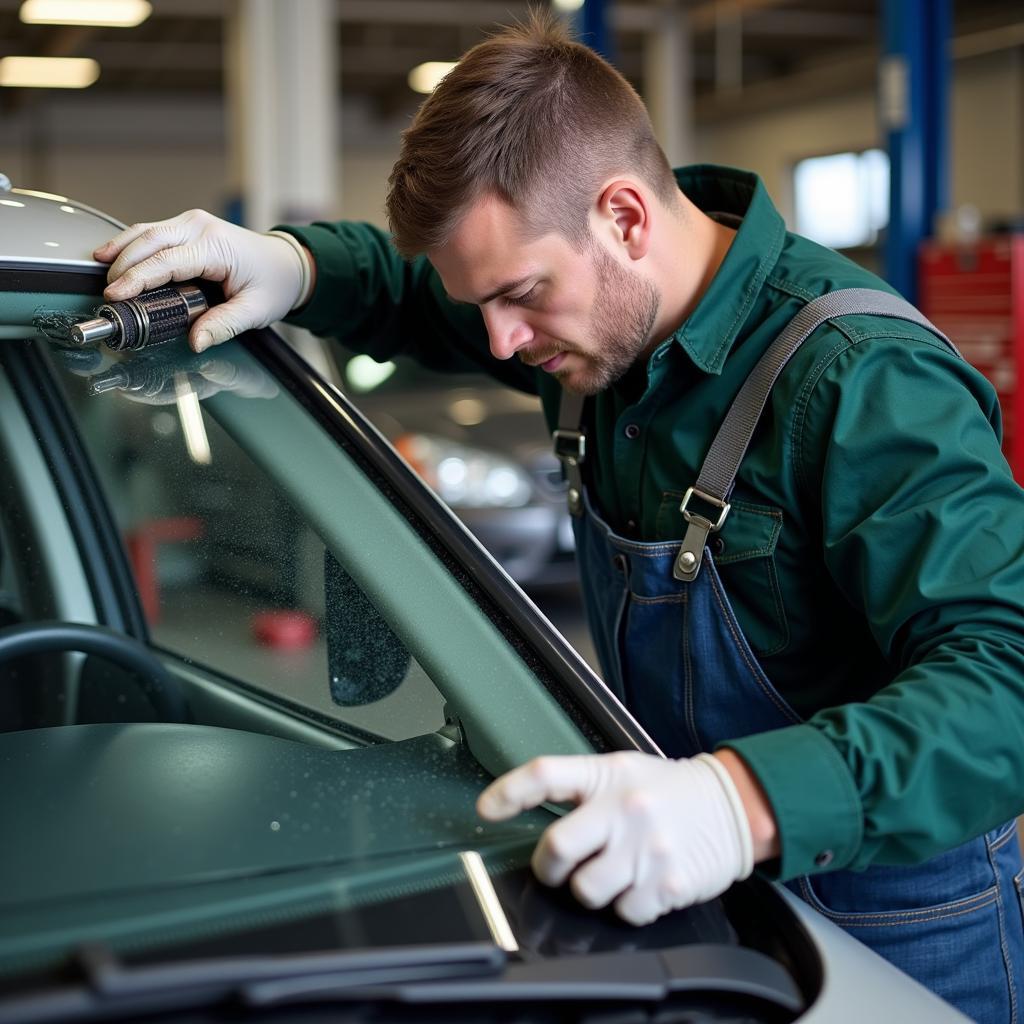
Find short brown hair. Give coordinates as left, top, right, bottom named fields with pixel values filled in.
left=385, top=9, right=677, bottom=258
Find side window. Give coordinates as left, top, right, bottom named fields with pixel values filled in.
left=52, top=348, right=447, bottom=742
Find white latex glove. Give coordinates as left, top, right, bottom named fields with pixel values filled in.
left=477, top=751, right=754, bottom=926
left=93, top=210, right=311, bottom=353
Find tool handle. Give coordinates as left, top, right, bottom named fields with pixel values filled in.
left=101, top=283, right=208, bottom=351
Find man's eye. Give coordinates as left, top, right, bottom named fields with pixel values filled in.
left=504, top=286, right=538, bottom=307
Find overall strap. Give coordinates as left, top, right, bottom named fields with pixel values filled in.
left=554, top=390, right=587, bottom=517
left=673, top=287, right=959, bottom=582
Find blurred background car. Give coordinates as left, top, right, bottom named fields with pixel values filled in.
left=314, top=349, right=578, bottom=589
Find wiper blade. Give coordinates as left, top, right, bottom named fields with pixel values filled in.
left=0, top=941, right=505, bottom=1024
left=244, top=944, right=804, bottom=1015
left=3, top=943, right=804, bottom=1021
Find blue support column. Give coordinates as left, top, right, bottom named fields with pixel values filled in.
left=881, top=0, right=950, bottom=303
left=581, top=0, right=614, bottom=63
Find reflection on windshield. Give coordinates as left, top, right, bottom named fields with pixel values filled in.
left=52, top=336, right=279, bottom=406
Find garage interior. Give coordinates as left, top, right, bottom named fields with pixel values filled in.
left=2, top=3, right=1024, bottom=1018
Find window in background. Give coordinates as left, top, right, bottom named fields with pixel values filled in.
left=794, top=149, right=890, bottom=250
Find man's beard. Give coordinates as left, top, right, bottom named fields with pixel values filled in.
left=552, top=246, right=660, bottom=396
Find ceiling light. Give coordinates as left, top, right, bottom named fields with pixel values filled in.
left=17, top=188, right=69, bottom=200
left=408, top=61, right=457, bottom=95
left=552, top=0, right=585, bottom=11
left=20, top=0, right=151, bottom=27
left=0, top=57, right=100, bottom=89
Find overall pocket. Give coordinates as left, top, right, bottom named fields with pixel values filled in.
left=657, top=494, right=788, bottom=657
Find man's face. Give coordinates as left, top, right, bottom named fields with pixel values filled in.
left=428, top=194, right=659, bottom=395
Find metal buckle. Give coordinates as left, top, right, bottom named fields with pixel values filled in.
left=678, top=486, right=730, bottom=532
left=552, top=429, right=586, bottom=466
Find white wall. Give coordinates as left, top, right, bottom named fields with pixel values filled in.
left=695, top=48, right=1023, bottom=228
left=338, top=150, right=397, bottom=228
left=950, top=49, right=1023, bottom=221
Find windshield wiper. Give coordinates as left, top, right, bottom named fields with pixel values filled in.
left=2, top=942, right=804, bottom=1022
left=0, top=941, right=505, bottom=1024
left=244, top=943, right=804, bottom=1015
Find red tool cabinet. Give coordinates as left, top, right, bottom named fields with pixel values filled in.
left=919, top=235, right=1024, bottom=482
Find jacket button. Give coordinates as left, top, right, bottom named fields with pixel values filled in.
left=624, top=423, right=641, bottom=440
left=713, top=537, right=726, bottom=555
left=814, top=850, right=834, bottom=868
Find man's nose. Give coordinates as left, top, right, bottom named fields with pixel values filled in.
left=482, top=305, right=533, bottom=361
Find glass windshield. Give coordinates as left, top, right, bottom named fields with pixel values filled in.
left=0, top=326, right=595, bottom=979
left=53, top=340, right=448, bottom=741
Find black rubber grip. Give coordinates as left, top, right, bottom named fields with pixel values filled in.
left=137, top=285, right=193, bottom=347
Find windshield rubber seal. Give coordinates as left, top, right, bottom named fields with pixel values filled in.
left=0, top=264, right=107, bottom=291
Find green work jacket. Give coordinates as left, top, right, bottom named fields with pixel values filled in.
left=280, top=164, right=1024, bottom=882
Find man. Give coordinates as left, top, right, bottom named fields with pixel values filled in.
left=95, top=14, right=1024, bottom=1020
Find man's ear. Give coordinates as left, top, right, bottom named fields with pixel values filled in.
left=594, top=180, right=651, bottom=261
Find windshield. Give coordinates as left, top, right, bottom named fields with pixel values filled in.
left=0, top=325, right=599, bottom=977
left=54, top=340, right=448, bottom=740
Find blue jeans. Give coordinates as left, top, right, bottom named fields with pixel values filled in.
left=574, top=491, right=1024, bottom=1022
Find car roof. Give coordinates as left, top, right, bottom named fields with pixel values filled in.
left=0, top=176, right=123, bottom=269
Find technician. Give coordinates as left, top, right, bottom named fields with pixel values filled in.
left=95, top=15, right=1024, bottom=1021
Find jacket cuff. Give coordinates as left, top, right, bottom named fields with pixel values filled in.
left=717, top=724, right=863, bottom=880
left=270, top=223, right=360, bottom=334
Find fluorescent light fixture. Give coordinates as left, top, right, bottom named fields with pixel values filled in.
left=552, top=0, right=585, bottom=10
left=20, top=0, right=151, bottom=27
left=408, top=61, right=457, bottom=94
left=0, top=56, right=100, bottom=89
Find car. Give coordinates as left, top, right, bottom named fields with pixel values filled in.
left=330, top=350, right=579, bottom=588
left=0, top=177, right=968, bottom=1023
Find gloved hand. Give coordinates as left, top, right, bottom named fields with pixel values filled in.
left=477, top=751, right=755, bottom=926
left=93, top=210, right=311, bottom=353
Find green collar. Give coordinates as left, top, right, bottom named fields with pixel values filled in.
left=668, top=165, right=787, bottom=376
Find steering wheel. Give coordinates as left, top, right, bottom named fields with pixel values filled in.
left=0, top=621, right=188, bottom=724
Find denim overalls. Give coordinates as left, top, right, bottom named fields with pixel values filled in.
left=555, top=290, right=1024, bottom=1023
